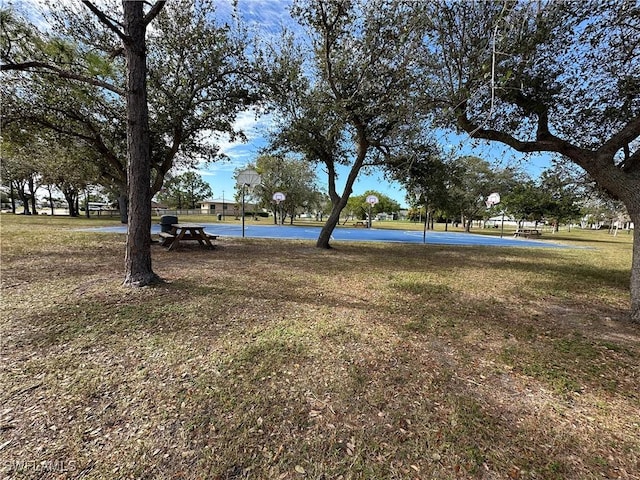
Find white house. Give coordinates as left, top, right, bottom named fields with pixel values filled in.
left=199, top=198, right=259, bottom=217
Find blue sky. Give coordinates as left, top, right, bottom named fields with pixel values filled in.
left=196, top=110, right=553, bottom=208
left=194, top=0, right=553, bottom=208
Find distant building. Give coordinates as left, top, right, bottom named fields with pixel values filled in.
left=199, top=198, right=261, bottom=217
left=199, top=198, right=234, bottom=216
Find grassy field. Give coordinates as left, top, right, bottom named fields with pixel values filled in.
left=1, top=214, right=638, bottom=480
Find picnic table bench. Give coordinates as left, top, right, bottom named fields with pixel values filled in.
left=353, top=221, right=367, bottom=228
left=159, top=224, right=217, bottom=251
left=513, top=228, right=542, bottom=238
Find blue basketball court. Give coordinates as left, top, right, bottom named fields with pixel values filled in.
left=83, top=223, right=567, bottom=248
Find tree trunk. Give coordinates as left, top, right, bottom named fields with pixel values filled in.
left=28, top=176, right=37, bottom=215
left=10, top=183, right=16, bottom=214
left=122, top=0, right=159, bottom=287
left=15, top=182, right=30, bottom=215
left=316, top=137, right=368, bottom=249
left=62, top=189, right=78, bottom=217
left=47, top=185, right=55, bottom=215
left=316, top=199, right=344, bottom=249
left=84, top=190, right=91, bottom=218
left=573, top=154, right=640, bottom=324
left=117, top=194, right=129, bottom=223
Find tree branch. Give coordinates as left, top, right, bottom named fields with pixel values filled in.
left=81, top=1, right=127, bottom=43
left=597, top=116, right=640, bottom=159
left=0, top=61, right=124, bottom=95
left=455, top=100, right=588, bottom=159
left=143, top=1, right=167, bottom=26
left=619, top=143, right=640, bottom=174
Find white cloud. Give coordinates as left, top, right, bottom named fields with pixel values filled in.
left=206, top=109, right=274, bottom=165
left=194, top=109, right=275, bottom=196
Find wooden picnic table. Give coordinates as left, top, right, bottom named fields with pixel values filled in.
left=513, top=228, right=542, bottom=238
left=159, top=223, right=218, bottom=251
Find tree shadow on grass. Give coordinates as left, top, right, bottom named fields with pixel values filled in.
left=3, top=238, right=638, bottom=479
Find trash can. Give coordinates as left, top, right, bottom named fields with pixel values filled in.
left=217, top=213, right=222, bottom=221
left=160, top=215, right=178, bottom=233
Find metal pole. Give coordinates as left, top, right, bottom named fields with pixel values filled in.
left=500, top=211, right=505, bottom=238
left=423, top=205, right=428, bottom=243
left=368, top=203, right=372, bottom=228
left=222, top=190, right=225, bottom=221
left=241, top=185, right=245, bottom=238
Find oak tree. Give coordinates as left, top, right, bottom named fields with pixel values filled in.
left=421, top=1, right=640, bottom=321
left=267, top=0, right=427, bottom=247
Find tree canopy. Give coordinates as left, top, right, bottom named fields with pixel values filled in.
left=157, top=171, right=213, bottom=210
left=266, top=0, right=429, bottom=247
left=418, top=0, right=640, bottom=321
left=2, top=0, right=639, bottom=321
left=2, top=0, right=260, bottom=209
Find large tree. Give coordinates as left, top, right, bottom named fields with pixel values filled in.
left=157, top=171, right=213, bottom=210
left=538, top=168, right=583, bottom=231
left=2, top=0, right=261, bottom=286
left=1, top=1, right=166, bottom=285
left=502, top=179, right=550, bottom=228
left=250, top=154, right=321, bottom=225
left=421, top=1, right=640, bottom=321
left=87, top=0, right=166, bottom=286
left=343, top=191, right=401, bottom=223
left=267, top=0, right=427, bottom=248
left=1, top=1, right=258, bottom=214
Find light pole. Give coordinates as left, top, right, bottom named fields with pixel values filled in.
left=414, top=191, right=427, bottom=244
left=241, top=184, right=247, bottom=236
left=222, top=190, right=225, bottom=221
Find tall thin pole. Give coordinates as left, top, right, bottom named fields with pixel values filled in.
left=241, top=185, right=245, bottom=238
left=423, top=205, right=428, bottom=243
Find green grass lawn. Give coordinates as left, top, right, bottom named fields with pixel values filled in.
left=1, top=214, right=638, bottom=479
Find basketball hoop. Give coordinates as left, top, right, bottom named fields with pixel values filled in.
left=273, top=192, right=286, bottom=225
left=486, top=192, right=500, bottom=208
left=237, top=169, right=262, bottom=238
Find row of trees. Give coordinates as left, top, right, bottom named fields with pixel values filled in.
left=235, top=152, right=619, bottom=231
left=397, top=155, right=587, bottom=232
left=2, top=1, right=638, bottom=321
left=259, top=0, right=639, bottom=321
left=156, top=172, right=212, bottom=210
left=2, top=0, right=263, bottom=284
